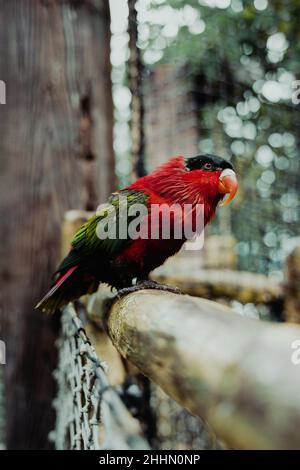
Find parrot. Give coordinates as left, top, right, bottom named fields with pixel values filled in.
left=36, top=154, right=238, bottom=313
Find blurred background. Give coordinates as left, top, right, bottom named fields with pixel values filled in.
left=0, top=0, right=299, bottom=450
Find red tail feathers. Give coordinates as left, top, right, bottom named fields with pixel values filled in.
left=35, top=266, right=78, bottom=312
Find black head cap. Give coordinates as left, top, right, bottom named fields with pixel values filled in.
left=185, top=154, right=234, bottom=172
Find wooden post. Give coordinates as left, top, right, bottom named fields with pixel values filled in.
left=284, top=246, right=300, bottom=323
left=0, top=0, right=114, bottom=449
left=128, top=0, right=146, bottom=178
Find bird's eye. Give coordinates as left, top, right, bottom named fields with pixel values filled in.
left=203, top=162, right=213, bottom=170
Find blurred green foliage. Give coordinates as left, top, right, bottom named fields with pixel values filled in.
left=139, top=0, right=300, bottom=275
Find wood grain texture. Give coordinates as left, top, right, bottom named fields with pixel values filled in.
left=103, top=290, right=300, bottom=449
left=0, top=0, right=114, bottom=449
left=152, top=266, right=283, bottom=305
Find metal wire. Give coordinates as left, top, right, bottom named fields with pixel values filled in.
left=52, top=304, right=150, bottom=450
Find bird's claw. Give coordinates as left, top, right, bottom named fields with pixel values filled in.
left=138, top=279, right=182, bottom=294
left=115, top=280, right=181, bottom=299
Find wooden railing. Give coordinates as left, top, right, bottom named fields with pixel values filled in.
left=84, top=288, right=300, bottom=450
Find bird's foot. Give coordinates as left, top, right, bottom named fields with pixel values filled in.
left=116, top=280, right=181, bottom=299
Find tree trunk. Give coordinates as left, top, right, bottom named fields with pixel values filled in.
left=0, top=0, right=114, bottom=449
left=128, top=0, right=146, bottom=178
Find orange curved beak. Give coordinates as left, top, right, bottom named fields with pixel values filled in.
left=218, top=169, right=238, bottom=206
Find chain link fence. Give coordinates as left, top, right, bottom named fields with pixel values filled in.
left=51, top=304, right=149, bottom=450
left=150, top=385, right=222, bottom=450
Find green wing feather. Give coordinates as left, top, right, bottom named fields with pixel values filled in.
left=57, top=190, right=148, bottom=273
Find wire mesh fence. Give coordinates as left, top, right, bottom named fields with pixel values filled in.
left=52, top=302, right=225, bottom=451
left=150, top=384, right=222, bottom=450
left=51, top=304, right=149, bottom=450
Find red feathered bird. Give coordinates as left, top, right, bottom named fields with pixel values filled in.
left=36, top=154, right=238, bottom=313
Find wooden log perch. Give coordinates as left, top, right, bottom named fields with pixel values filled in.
left=152, top=267, right=282, bottom=305
left=96, top=290, right=300, bottom=450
